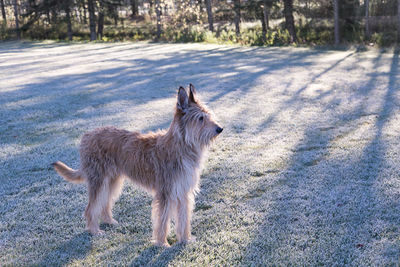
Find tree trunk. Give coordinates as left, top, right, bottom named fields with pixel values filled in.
left=262, top=0, right=269, bottom=42
left=155, top=0, right=161, bottom=39
left=260, top=11, right=266, bottom=33
left=45, top=0, right=51, bottom=24
left=260, top=13, right=266, bottom=43
left=51, top=7, right=58, bottom=24
left=46, top=10, right=51, bottom=24
left=398, top=0, right=400, bottom=42
left=131, top=0, right=139, bottom=16
left=333, top=0, right=339, bottom=45
left=234, top=0, right=240, bottom=36
left=87, top=0, right=96, bottom=40
left=283, top=0, right=296, bottom=43
left=205, top=0, right=213, bottom=32
left=263, top=0, right=269, bottom=30
left=65, top=0, right=73, bottom=41
left=365, top=0, right=369, bottom=39
left=97, top=0, right=104, bottom=39
left=13, top=0, right=20, bottom=40
left=83, top=2, right=87, bottom=24
left=149, top=0, right=154, bottom=16
left=113, top=7, right=118, bottom=26
left=1, top=0, right=6, bottom=25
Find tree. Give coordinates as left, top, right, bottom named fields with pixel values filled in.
left=205, top=0, right=213, bottom=31
left=1, top=0, right=6, bottom=25
left=131, top=0, right=138, bottom=16
left=398, top=0, right=400, bottom=42
left=333, top=0, right=339, bottom=45
left=2, top=0, right=397, bottom=45
left=148, top=0, right=153, bottom=16
left=13, top=0, right=21, bottom=39
left=283, top=0, right=296, bottom=43
left=234, top=0, right=240, bottom=36
left=365, top=0, right=369, bottom=39
left=81, top=0, right=88, bottom=24
left=98, top=0, right=105, bottom=39
left=262, top=0, right=269, bottom=30
left=51, top=4, right=58, bottom=24
left=87, top=0, right=96, bottom=40
left=261, top=3, right=267, bottom=41
left=155, top=0, right=161, bottom=39
left=261, top=0, right=275, bottom=41
left=65, top=0, right=73, bottom=40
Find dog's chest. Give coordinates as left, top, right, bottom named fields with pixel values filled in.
left=172, top=157, right=202, bottom=195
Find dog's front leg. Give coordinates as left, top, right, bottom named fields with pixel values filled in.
left=151, top=194, right=172, bottom=247
left=176, top=191, right=195, bottom=243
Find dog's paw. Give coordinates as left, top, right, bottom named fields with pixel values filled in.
left=110, top=219, right=119, bottom=225
left=88, top=228, right=105, bottom=235
left=103, top=218, right=119, bottom=225
left=97, top=230, right=105, bottom=235
left=154, top=241, right=171, bottom=248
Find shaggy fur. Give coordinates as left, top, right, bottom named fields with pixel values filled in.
left=53, top=84, right=223, bottom=247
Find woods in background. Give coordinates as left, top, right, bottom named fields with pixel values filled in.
left=0, top=0, right=399, bottom=46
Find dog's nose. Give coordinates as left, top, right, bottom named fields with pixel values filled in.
left=216, top=127, right=223, bottom=134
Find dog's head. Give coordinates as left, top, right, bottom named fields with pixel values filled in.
left=175, top=84, right=223, bottom=147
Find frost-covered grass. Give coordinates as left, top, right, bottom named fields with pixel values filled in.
left=1, top=41, right=400, bottom=266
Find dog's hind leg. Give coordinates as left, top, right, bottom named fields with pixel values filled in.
left=85, top=177, right=109, bottom=235
left=152, top=193, right=172, bottom=247
left=101, top=177, right=124, bottom=225
left=176, top=191, right=195, bottom=243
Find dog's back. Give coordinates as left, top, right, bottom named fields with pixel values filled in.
left=80, top=126, right=162, bottom=190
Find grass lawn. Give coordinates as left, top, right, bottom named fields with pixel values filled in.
left=1, top=41, right=399, bottom=266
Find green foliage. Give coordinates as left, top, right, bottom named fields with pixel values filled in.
left=203, top=30, right=218, bottom=43
left=163, top=26, right=206, bottom=43
left=297, top=24, right=333, bottom=45
left=0, top=23, right=10, bottom=40
left=1, top=0, right=399, bottom=47
left=241, top=27, right=264, bottom=46
left=218, top=29, right=238, bottom=44
left=265, top=28, right=291, bottom=46
left=160, top=25, right=294, bottom=46
left=24, top=23, right=69, bottom=40
left=2, top=17, right=398, bottom=47
left=371, top=32, right=397, bottom=47
left=102, top=25, right=154, bottom=41
left=14, top=22, right=154, bottom=42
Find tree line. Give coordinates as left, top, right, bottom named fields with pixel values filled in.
left=1, top=0, right=399, bottom=46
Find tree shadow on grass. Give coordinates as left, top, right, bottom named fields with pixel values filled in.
left=241, top=49, right=400, bottom=265
left=198, top=49, right=358, bottom=200
left=130, top=243, right=184, bottom=267
left=36, top=232, right=92, bottom=266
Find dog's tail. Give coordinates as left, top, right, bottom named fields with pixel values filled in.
left=52, top=161, right=85, bottom=184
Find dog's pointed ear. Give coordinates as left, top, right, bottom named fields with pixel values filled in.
left=177, top=86, right=189, bottom=112
left=189, top=83, right=197, bottom=103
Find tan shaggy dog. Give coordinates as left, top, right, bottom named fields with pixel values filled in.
left=53, top=84, right=223, bottom=247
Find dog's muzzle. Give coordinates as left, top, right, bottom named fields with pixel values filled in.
left=216, top=127, right=223, bottom=134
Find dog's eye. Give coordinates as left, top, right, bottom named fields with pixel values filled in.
left=199, top=116, right=204, bottom=121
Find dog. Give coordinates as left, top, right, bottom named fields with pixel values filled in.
left=53, top=84, right=223, bottom=247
